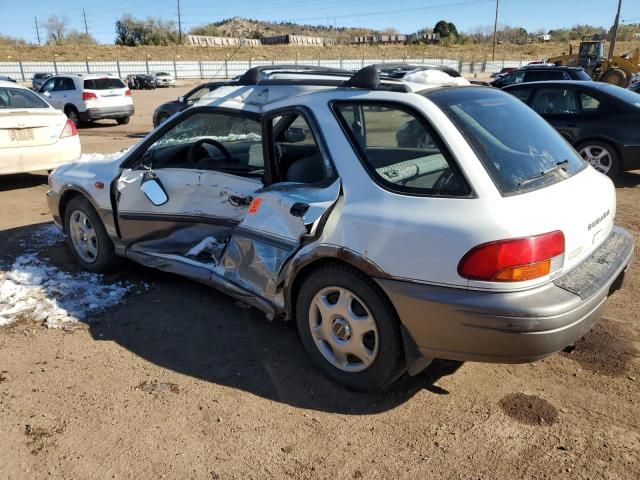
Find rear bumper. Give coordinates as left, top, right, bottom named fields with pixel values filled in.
left=0, top=138, right=81, bottom=175
left=377, top=226, right=634, bottom=363
left=80, top=104, right=134, bottom=121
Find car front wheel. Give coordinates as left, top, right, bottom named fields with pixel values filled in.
left=64, top=196, right=117, bottom=273
left=296, top=264, right=405, bottom=391
left=116, top=116, right=130, bottom=125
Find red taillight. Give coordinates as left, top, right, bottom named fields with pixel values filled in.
left=82, top=91, right=97, bottom=101
left=60, top=118, right=78, bottom=138
left=458, top=231, right=565, bottom=282
left=124, top=89, right=132, bottom=97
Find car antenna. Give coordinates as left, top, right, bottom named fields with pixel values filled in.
left=212, top=38, right=247, bottom=79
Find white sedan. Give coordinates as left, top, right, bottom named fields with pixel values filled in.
left=0, top=80, right=80, bottom=175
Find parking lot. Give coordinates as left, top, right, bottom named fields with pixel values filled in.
left=0, top=86, right=639, bottom=479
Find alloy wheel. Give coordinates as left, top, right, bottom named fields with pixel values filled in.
left=579, top=145, right=612, bottom=175
left=308, top=286, right=379, bottom=372
left=68, top=209, right=99, bottom=263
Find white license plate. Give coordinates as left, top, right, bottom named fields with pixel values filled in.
left=8, top=128, right=35, bottom=141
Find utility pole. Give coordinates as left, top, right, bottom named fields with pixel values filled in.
left=608, top=0, right=622, bottom=60
left=82, top=9, right=89, bottom=35
left=34, top=17, right=41, bottom=45
left=177, top=0, right=182, bottom=45
left=492, top=0, right=499, bottom=61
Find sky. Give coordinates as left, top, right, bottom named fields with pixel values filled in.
left=1, top=0, right=639, bottom=44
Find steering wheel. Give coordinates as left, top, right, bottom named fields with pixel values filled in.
left=187, top=138, right=233, bottom=164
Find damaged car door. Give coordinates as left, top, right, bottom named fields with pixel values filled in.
left=214, top=109, right=341, bottom=308
left=115, top=109, right=266, bottom=281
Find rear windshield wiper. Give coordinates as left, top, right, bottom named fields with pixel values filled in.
left=518, top=160, right=569, bottom=187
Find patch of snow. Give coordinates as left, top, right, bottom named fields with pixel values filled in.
left=0, top=253, right=131, bottom=329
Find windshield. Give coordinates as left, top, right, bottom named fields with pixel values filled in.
left=156, top=72, right=170, bottom=77
left=425, top=87, right=586, bottom=195
left=0, top=87, right=49, bottom=109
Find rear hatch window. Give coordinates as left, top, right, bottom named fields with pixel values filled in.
left=84, top=78, right=126, bottom=90
left=425, top=87, right=586, bottom=195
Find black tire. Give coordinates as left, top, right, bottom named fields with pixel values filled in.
left=65, top=106, right=81, bottom=127
left=601, top=68, right=629, bottom=87
left=64, top=196, right=118, bottom=273
left=576, top=140, right=621, bottom=179
left=116, top=116, right=130, bottom=125
left=295, top=263, right=405, bottom=391
left=155, top=113, right=170, bottom=127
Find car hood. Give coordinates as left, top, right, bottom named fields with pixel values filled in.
left=53, top=151, right=129, bottom=183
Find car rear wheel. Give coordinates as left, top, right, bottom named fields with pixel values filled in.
left=577, top=140, right=621, bottom=179
left=296, top=264, right=405, bottom=391
left=65, top=106, right=81, bottom=127
left=64, top=196, right=117, bottom=273
left=116, top=116, right=130, bottom=125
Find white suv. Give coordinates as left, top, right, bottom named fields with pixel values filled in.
left=152, top=71, right=176, bottom=87
left=46, top=66, right=633, bottom=391
left=39, top=74, right=134, bottom=126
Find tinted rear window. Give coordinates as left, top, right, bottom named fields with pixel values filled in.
left=426, top=87, right=586, bottom=195
left=84, top=78, right=126, bottom=90
left=0, top=87, right=49, bottom=109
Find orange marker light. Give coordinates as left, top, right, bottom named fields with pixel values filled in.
left=248, top=197, right=262, bottom=214
left=94, top=182, right=105, bottom=190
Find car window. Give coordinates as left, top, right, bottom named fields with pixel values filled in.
left=270, top=112, right=328, bottom=184
left=425, top=87, right=586, bottom=196
left=580, top=93, right=601, bottom=112
left=524, top=70, right=568, bottom=82
left=40, top=78, right=55, bottom=92
left=570, top=69, right=592, bottom=81
left=84, top=78, right=126, bottom=90
left=142, top=111, right=263, bottom=175
left=501, top=70, right=525, bottom=85
left=186, top=86, right=212, bottom=104
left=0, top=87, right=49, bottom=109
left=530, top=87, right=579, bottom=114
left=333, top=103, right=470, bottom=196
left=59, top=78, right=76, bottom=91
left=509, top=87, right=534, bottom=103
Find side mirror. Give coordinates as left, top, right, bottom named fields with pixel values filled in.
left=284, top=127, right=307, bottom=143
left=42, top=90, right=50, bottom=96
left=178, top=96, right=185, bottom=103
left=141, top=173, right=169, bottom=206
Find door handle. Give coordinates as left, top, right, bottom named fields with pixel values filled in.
left=228, top=195, right=252, bottom=207
left=290, top=203, right=310, bottom=217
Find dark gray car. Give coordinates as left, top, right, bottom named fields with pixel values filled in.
left=504, top=81, right=640, bottom=178
left=152, top=81, right=228, bottom=127
left=491, top=65, right=592, bottom=88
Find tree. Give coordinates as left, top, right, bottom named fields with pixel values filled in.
left=434, top=20, right=458, bottom=39
left=44, top=15, right=69, bottom=45
left=115, top=15, right=179, bottom=46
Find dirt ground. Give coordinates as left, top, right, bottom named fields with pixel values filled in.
left=0, top=87, right=639, bottom=480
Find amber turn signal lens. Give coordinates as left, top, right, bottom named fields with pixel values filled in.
left=493, top=259, right=551, bottom=282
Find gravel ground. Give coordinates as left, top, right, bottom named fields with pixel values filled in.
left=0, top=87, right=638, bottom=480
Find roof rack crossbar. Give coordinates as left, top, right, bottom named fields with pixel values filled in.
left=237, top=65, right=354, bottom=85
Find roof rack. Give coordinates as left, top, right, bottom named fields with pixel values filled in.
left=236, top=65, right=354, bottom=85
left=236, top=64, right=411, bottom=93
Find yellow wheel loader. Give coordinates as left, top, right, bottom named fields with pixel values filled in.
left=548, top=39, right=639, bottom=87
